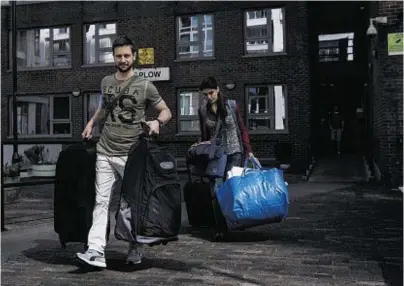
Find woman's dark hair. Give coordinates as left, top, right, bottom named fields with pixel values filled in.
left=199, top=76, right=228, bottom=120
left=112, top=35, right=135, bottom=55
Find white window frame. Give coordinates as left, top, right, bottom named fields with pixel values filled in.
left=244, top=7, right=286, bottom=55
left=177, top=89, right=203, bottom=134
left=176, top=14, right=215, bottom=60
left=318, top=32, right=355, bottom=62
left=83, top=92, right=103, bottom=137
left=8, top=94, right=72, bottom=138
left=83, top=22, right=117, bottom=66
left=245, top=85, right=288, bottom=134
left=9, top=26, right=72, bottom=70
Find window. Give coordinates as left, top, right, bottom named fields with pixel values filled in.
left=318, top=32, right=354, bottom=62
left=9, top=95, right=71, bottom=136
left=178, top=90, right=204, bottom=132
left=244, top=8, right=285, bottom=55
left=84, top=23, right=117, bottom=65
left=83, top=93, right=103, bottom=137
left=246, top=85, right=287, bottom=132
left=9, top=26, right=71, bottom=69
left=176, top=14, right=214, bottom=59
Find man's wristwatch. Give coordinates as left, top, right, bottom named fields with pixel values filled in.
left=155, top=118, right=164, bottom=128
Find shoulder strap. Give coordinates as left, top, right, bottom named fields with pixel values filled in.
left=105, top=75, right=137, bottom=120
left=214, top=116, right=222, bottom=137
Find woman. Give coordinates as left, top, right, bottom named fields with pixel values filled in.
left=197, top=76, right=254, bottom=240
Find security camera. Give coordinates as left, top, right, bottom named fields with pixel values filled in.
left=367, top=21, right=378, bottom=36
left=367, top=17, right=388, bottom=36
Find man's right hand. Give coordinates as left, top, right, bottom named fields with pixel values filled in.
left=82, top=122, right=93, bottom=139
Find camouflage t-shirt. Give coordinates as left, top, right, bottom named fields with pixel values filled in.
left=97, top=74, right=162, bottom=156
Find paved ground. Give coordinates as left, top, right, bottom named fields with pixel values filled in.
left=2, top=180, right=402, bottom=286
left=309, top=154, right=369, bottom=183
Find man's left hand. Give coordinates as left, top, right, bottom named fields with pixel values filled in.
left=146, top=120, right=160, bottom=135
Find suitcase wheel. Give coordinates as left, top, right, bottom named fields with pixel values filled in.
left=60, top=241, right=67, bottom=249
left=162, top=241, right=168, bottom=246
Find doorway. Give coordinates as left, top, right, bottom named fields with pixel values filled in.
left=308, top=2, right=370, bottom=159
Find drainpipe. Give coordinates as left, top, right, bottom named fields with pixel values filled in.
left=2, top=0, right=18, bottom=232
left=11, top=0, right=19, bottom=163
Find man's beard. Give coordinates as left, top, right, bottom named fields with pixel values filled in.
left=116, top=63, right=133, bottom=73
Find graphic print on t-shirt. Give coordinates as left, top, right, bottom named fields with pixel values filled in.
left=102, top=84, right=142, bottom=125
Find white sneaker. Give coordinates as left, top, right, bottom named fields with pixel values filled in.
left=126, top=244, right=143, bottom=265
left=76, top=249, right=106, bottom=268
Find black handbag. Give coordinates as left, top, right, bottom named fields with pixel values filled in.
left=188, top=118, right=227, bottom=177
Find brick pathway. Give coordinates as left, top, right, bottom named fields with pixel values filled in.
left=2, top=183, right=402, bottom=286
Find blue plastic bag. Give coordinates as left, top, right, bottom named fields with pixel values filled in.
left=216, top=158, right=289, bottom=229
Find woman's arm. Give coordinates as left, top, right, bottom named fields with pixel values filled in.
left=235, top=104, right=253, bottom=155
left=198, top=108, right=207, bottom=142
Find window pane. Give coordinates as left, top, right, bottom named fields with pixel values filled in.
left=246, top=25, right=268, bottom=38
left=273, top=85, right=286, bottom=130
left=11, top=27, right=72, bottom=69
left=249, top=118, right=271, bottom=131
left=178, top=45, right=200, bottom=59
left=245, top=10, right=268, bottom=54
left=246, top=40, right=269, bottom=54
left=11, top=96, right=50, bottom=135
left=52, top=55, right=71, bottom=67
left=86, top=93, right=103, bottom=136
left=318, top=33, right=355, bottom=63
left=180, top=120, right=200, bottom=132
left=250, top=96, right=268, bottom=114
left=99, top=24, right=116, bottom=36
left=177, top=14, right=214, bottom=59
left=271, top=8, right=284, bottom=52
left=53, top=123, right=71, bottom=134
left=53, top=96, right=70, bottom=119
left=84, top=24, right=96, bottom=64
left=179, top=91, right=202, bottom=132
left=247, top=87, right=269, bottom=115
left=99, top=51, right=114, bottom=63
left=53, top=27, right=70, bottom=53
left=201, top=15, right=213, bottom=57
left=85, top=23, right=116, bottom=64
left=178, top=16, right=199, bottom=44
left=16, top=29, right=50, bottom=68
left=179, top=91, right=202, bottom=115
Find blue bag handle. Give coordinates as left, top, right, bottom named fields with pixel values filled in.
left=242, top=157, right=262, bottom=176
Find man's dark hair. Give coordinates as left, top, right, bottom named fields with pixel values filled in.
left=112, top=35, right=135, bottom=54
left=199, top=76, right=218, bottom=91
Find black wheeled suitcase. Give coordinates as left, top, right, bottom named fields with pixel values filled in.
left=54, top=139, right=97, bottom=248
left=183, top=164, right=215, bottom=228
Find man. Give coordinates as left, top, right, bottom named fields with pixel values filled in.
left=76, top=35, right=172, bottom=268
left=329, top=105, right=344, bottom=155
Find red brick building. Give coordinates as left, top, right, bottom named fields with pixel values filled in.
left=1, top=1, right=402, bottom=185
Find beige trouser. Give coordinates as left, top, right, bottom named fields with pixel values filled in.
left=87, top=154, right=137, bottom=253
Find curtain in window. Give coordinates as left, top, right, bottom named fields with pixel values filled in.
left=40, top=103, right=49, bottom=134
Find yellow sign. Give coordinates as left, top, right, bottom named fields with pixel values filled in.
left=138, top=48, right=154, bottom=65
left=387, top=33, right=403, bottom=56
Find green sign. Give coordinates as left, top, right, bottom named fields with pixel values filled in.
left=388, top=33, right=403, bottom=56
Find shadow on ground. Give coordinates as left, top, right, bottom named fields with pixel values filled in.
left=185, top=183, right=403, bottom=285
left=20, top=183, right=402, bottom=285
left=21, top=239, right=264, bottom=285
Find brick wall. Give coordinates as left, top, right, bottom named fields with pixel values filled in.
left=371, top=1, right=403, bottom=186
left=1, top=1, right=311, bottom=172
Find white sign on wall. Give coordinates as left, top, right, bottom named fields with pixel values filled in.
left=133, top=67, right=170, bottom=81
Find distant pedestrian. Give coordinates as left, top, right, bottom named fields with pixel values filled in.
left=329, top=105, right=344, bottom=155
